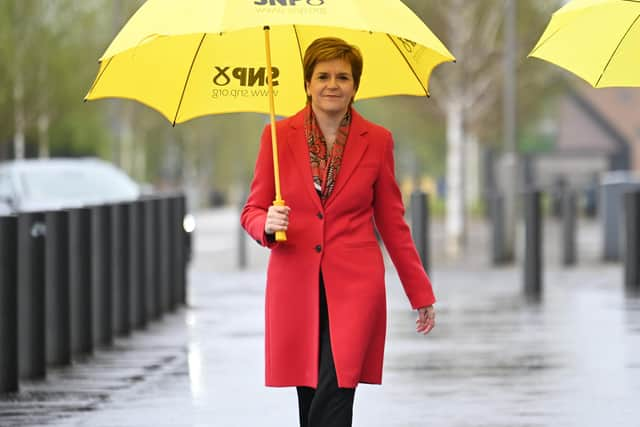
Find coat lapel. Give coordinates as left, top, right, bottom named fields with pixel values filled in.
left=285, top=110, right=323, bottom=212
left=324, top=109, right=370, bottom=208
left=283, top=108, right=370, bottom=211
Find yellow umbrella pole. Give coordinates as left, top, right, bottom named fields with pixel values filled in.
left=264, top=26, right=286, bottom=242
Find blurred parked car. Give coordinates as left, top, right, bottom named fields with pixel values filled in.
left=0, top=157, right=193, bottom=262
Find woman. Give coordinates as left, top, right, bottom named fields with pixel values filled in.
left=241, top=37, right=436, bottom=427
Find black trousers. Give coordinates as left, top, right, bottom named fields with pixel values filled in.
left=297, top=274, right=356, bottom=427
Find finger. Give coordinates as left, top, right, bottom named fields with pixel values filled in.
left=415, top=313, right=427, bottom=325
left=416, top=325, right=431, bottom=334
left=271, top=221, right=287, bottom=231
left=267, top=206, right=286, bottom=214
left=416, top=317, right=435, bottom=334
left=417, top=327, right=429, bottom=335
left=278, top=212, right=290, bottom=221
left=271, top=212, right=289, bottom=221
left=268, top=218, right=286, bottom=229
left=422, top=319, right=435, bottom=335
left=273, top=206, right=291, bottom=215
left=416, top=317, right=429, bottom=328
left=421, top=324, right=434, bottom=335
left=266, top=218, right=286, bottom=233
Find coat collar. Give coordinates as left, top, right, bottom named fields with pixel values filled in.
left=285, top=107, right=370, bottom=210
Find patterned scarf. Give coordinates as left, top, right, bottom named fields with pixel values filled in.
left=304, top=105, right=351, bottom=203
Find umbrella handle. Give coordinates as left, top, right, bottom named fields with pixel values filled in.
left=265, top=26, right=287, bottom=243
left=272, top=199, right=287, bottom=242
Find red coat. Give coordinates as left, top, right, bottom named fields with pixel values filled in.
left=241, top=108, right=435, bottom=389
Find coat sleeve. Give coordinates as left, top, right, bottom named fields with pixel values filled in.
left=373, top=132, right=436, bottom=309
left=240, top=125, right=279, bottom=249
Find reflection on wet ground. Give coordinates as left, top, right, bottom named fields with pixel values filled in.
left=374, top=265, right=640, bottom=427
left=24, top=264, right=638, bottom=427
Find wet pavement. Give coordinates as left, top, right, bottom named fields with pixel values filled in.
left=2, top=208, right=640, bottom=426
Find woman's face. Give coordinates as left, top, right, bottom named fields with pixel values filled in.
left=305, top=58, right=356, bottom=117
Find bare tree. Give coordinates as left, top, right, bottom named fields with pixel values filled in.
left=7, top=0, right=33, bottom=159
left=405, top=0, right=560, bottom=258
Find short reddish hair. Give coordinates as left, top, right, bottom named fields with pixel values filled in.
left=303, top=37, right=363, bottom=101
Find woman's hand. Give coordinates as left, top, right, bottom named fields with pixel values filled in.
left=264, top=205, right=291, bottom=235
left=416, top=305, right=435, bottom=335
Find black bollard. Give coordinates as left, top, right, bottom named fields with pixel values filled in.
left=111, top=203, right=131, bottom=336
left=129, top=200, right=146, bottom=329
left=91, top=205, right=112, bottom=347
left=561, top=190, right=577, bottom=266
left=410, top=190, right=430, bottom=274
left=45, top=210, right=71, bottom=366
left=18, top=212, right=47, bottom=379
left=164, top=197, right=176, bottom=312
left=524, top=191, right=543, bottom=300
left=144, top=198, right=160, bottom=320
left=0, top=216, right=18, bottom=392
left=482, top=148, right=498, bottom=221
left=624, top=191, right=640, bottom=293
left=551, top=176, right=567, bottom=219
left=170, top=196, right=185, bottom=308
left=178, top=195, right=188, bottom=305
left=156, top=197, right=170, bottom=314
left=489, top=192, right=508, bottom=265
left=69, top=208, right=93, bottom=357
left=583, top=173, right=599, bottom=218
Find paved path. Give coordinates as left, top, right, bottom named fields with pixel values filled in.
left=2, top=208, right=640, bottom=426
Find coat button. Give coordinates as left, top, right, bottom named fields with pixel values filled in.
left=317, top=212, right=323, bottom=219
left=315, top=244, right=322, bottom=253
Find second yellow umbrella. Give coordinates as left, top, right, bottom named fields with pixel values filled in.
left=529, top=0, right=640, bottom=88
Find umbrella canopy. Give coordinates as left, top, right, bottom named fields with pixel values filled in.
left=85, top=0, right=454, bottom=242
left=85, top=0, right=455, bottom=124
left=529, top=0, right=640, bottom=88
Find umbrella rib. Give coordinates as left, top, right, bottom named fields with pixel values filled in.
left=386, top=34, right=430, bottom=97
left=172, top=33, right=207, bottom=126
left=595, top=13, right=640, bottom=87
left=528, top=26, right=563, bottom=57
left=84, top=57, right=114, bottom=101
left=292, top=24, right=304, bottom=68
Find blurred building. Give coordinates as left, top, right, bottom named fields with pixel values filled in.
left=535, top=87, right=640, bottom=190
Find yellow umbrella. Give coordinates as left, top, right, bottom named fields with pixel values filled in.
left=529, top=0, right=640, bottom=88
left=86, top=0, right=455, bottom=241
